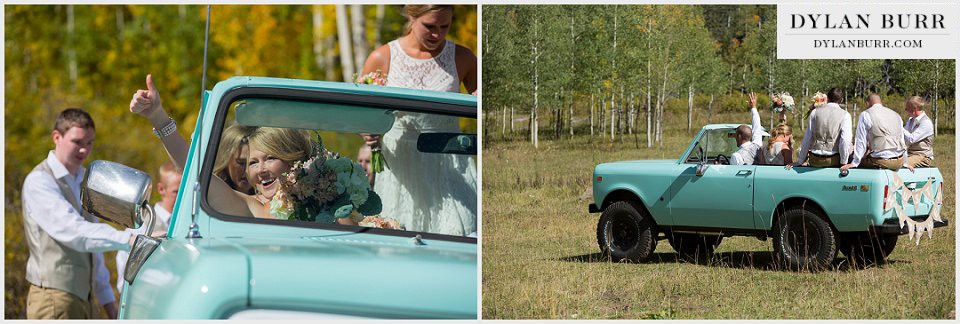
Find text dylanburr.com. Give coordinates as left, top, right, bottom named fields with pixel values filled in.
left=813, top=39, right=923, bottom=49
left=777, top=3, right=958, bottom=59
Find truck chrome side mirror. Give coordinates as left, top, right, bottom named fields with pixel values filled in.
left=696, top=163, right=709, bottom=176
left=81, top=160, right=162, bottom=285
left=695, top=144, right=708, bottom=176
left=80, top=160, right=156, bottom=233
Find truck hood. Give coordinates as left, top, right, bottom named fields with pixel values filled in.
left=220, top=233, right=477, bottom=319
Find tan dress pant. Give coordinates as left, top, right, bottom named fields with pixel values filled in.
left=859, top=155, right=904, bottom=171
left=26, top=284, right=98, bottom=319
left=807, top=154, right=840, bottom=167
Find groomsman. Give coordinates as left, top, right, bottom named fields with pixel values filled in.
left=841, top=94, right=907, bottom=172
left=21, top=108, right=136, bottom=319
left=795, top=88, right=852, bottom=168
left=902, top=96, right=934, bottom=170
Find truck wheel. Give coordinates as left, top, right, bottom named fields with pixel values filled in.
left=773, top=206, right=838, bottom=271
left=597, top=201, right=657, bottom=262
left=668, top=233, right=722, bottom=259
left=839, top=233, right=898, bottom=266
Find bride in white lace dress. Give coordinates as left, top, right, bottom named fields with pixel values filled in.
left=361, top=5, right=478, bottom=236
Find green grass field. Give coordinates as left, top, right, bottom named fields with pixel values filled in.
left=481, top=111, right=955, bottom=319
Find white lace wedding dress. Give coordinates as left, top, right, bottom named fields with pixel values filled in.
left=375, top=39, right=477, bottom=236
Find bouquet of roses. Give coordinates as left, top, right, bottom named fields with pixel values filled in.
left=770, top=92, right=795, bottom=113
left=355, top=70, right=389, bottom=174
left=269, top=134, right=391, bottom=225
left=811, top=91, right=828, bottom=108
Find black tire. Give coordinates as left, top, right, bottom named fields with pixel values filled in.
left=772, top=206, right=838, bottom=271
left=596, top=201, right=657, bottom=262
left=839, top=233, right=898, bottom=266
left=668, top=233, right=723, bottom=259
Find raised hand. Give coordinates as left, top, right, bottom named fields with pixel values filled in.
left=748, top=92, right=758, bottom=109
left=130, top=74, right=162, bottom=117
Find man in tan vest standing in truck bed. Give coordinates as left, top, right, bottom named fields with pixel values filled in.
left=20, top=108, right=137, bottom=319
left=795, top=88, right=853, bottom=168
left=841, top=93, right=907, bottom=172
left=902, top=96, right=934, bottom=171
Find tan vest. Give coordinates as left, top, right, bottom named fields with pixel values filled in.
left=810, top=104, right=848, bottom=152
left=865, top=106, right=906, bottom=152
left=734, top=142, right=761, bottom=165
left=22, top=161, right=94, bottom=300
left=907, top=115, right=934, bottom=158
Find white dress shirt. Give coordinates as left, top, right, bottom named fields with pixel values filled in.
left=116, top=203, right=171, bottom=293
left=22, top=151, right=135, bottom=304
left=797, top=103, right=853, bottom=165
left=904, top=111, right=934, bottom=147
left=730, top=107, right=764, bottom=165
left=849, top=104, right=907, bottom=167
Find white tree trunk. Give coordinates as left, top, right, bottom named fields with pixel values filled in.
left=350, top=5, right=367, bottom=76
left=312, top=6, right=333, bottom=81
left=600, top=98, right=606, bottom=135
left=502, top=107, right=507, bottom=138
left=532, top=17, right=540, bottom=149
left=335, top=5, right=354, bottom=81
left=628, top=93, right=634, bottom=135
left=374, top=4, right=385, bottom=47
left=646, top=84, right=652, bottom=148
left=934, top=62, right=940, bottom=136
left=569, top=96, right=574, bottom=136
left=590, top=93, right=595, bottom=136
left=67, top=5, right=77, bottom=85
left=687, top=85, right=693, bottom=132
left=511, top=106, right=515, bottom=134
left=610, top=96, right=617, bottom=141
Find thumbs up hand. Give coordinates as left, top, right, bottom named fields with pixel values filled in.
left=130, top=74, right=162, bottom=117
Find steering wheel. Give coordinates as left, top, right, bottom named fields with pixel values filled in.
left=715, top=154, right=729, bottom=165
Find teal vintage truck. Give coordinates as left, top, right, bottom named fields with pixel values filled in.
left=81, top=77, right=477, bottom=319
left=590, top=124, right=946, bottom=271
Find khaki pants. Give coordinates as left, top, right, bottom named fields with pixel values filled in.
left=26, top=284, right=96, bottom=319
left=807, top=154, right=841, bottom=167
left=859, top=155, right=904, bottom=171
left=906, top=154, right=933, bottom=168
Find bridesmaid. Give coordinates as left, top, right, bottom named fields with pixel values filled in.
left=362, top=5, right=477, bottom=94
left=359, top=5, right=478, bottom=236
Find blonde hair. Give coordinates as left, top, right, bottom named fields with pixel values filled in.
left=213, top=123, right=256, bottom=189
left=158, top=160, right=181, bottom=181
left=767, top=124, right=794, bottom=150
left=906, top=96, right=926, bottom=110
left=246, top=127, right=312, bottom=163
left=402, top=5, right=454, bottom=36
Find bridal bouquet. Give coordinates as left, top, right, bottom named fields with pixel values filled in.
left=357, top=69, right=387, bottom=86
left=359, top=216, right=404, bottom=230
left=811, top=91, right=828, bottom=107
left=269, top=135, right=385, bottom=224
left=770, top=92, right=795, bottom=113
left=356, top=70, right=389, bottom=174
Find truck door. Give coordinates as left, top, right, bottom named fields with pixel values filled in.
left=669, top=164, right=757, bottom=230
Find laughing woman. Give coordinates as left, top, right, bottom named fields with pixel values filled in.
left=128, top=74, right=357, bottom=224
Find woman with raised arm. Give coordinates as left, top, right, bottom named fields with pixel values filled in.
left=129, top=74, right=357, bottom=224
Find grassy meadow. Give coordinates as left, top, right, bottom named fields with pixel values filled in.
left=481, top=109, right=955, bottom=319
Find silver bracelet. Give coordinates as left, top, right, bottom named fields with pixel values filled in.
left=153, top=117, right=177, bottom=138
